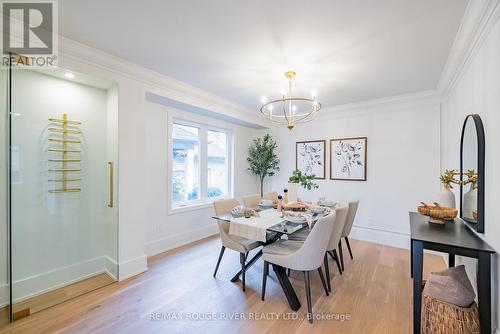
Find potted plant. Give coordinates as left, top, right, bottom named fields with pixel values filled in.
left=247, top=134, right=280, bottom=197
left=287, top=169, right=319, bottom=203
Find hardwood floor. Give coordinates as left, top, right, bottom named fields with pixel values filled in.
left=0, top=236, right=445, bottom=334
left=2, top=273, right=115, bottom=321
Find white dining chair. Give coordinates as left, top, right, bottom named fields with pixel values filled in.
left=213, top=198, right=261, bottom=291
left=263, top=191, right=279, bottom=203
left=323, top=203, right=348, bottom=292
left=338, top=200, right=359, bottom=271
left=261, top=211, right=336, bottom=323
left=287, top=205, right=348, bottom=283
left=242, top=194, right=261, bottom=208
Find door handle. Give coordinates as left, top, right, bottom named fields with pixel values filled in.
left=108, top=161, right=114, bottom=208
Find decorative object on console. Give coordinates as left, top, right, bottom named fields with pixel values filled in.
left=247, top=134, right=280, bottom=197
left=417, top=202, right=458, bottom=224
left=438, top=169, right=460, bottom=208
left=462, top=169, right=478, bottom=222
left=296, top=140, right=326, bottom=179
left=330, top=137, right=367, bottom=181
left=47, top=113, right=82, bottom=193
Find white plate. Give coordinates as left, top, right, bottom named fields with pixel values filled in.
left=231, top=205, right=246, bottom=216
left=259, top=200, right=274, bottom=207
left=310, top=206, right=326, bottom=214
left=318, top=200, right=336, bottom=207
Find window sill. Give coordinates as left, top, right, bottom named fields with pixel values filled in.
left=168, top=198, right=228, bottom=215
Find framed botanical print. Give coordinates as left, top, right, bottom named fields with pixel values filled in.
left=330, top=137, right=367, bottom=181
left=296, top=140, right=326, bottom=179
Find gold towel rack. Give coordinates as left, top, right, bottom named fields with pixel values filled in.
left=48, top=128, right=81, bottom=134
left=48, top=113, right=82, bottom=193
left=48, top=117, right=81, bottom=125
left=48, top=138, right=81, bottom=143
left=48, top=148, right=81, bottom=153
left=48, top=178, right=81, bottom=182
left=48, top=159, right=81, bottom=163
left=49, top=188, right=81, bottom=193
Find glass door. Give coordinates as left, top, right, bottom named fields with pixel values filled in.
left=8, top=66, right=118, bottom=320
left=0, top=54, right=11, bottom=325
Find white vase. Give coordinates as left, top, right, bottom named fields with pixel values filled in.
left=463, top=184, right=477, bottom=220
left=437, top=186, right=456, bottom=208
left=287, top=182, right=298, bottom=204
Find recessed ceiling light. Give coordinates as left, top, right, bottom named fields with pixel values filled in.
left=64, top=72, right=74, bottom=79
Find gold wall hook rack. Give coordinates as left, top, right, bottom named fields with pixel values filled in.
left=48, top=113, right=83, bottom=193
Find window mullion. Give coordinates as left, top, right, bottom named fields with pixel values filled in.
left=200, top=127, right=208, bottom=201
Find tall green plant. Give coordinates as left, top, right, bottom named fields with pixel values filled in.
left=247, top=134, right=280, bottom=197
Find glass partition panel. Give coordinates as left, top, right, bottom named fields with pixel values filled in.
left=9, top=68, right=118, bottom=320
left=0, top=58, right=10, bottom=325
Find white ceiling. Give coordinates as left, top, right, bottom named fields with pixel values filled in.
left=59, top=0, right=467, bottom=110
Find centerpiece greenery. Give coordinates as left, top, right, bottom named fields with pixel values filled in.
left=289, top=169, right=319, bottom=190
left=247, top=134, right=280, bottom=197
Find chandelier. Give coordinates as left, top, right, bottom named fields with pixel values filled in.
left=260, top=71, right=321, bottom=130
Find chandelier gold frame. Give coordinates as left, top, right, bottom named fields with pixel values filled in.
left=259, top=71, right=321, bottom=130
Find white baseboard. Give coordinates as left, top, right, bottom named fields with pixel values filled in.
left=0, top=255, right=117, bottom=307
left=145, top=224, right=218, bottom=257
left=350, top=224, right=410, bottom=249
left=118, top=255, right=148, bottom=281
left=105, top=256, right=118, bottom=280
left=0, top=282, right=7, bottom=308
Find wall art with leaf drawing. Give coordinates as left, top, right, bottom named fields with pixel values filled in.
left=295, top=140, right=326, bottom=179
left=330, top=137, right=367, bottom=181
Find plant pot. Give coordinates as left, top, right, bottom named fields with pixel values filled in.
left=437, top=187, right=456, bottom=209
left=287, top=182, right=298, bottom=204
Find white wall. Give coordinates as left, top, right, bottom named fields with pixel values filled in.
left=441, top=12, right=500, bottom=330
left=264, top=102, right=441, bottom=249
left=52, top=36, right=268, bottom=280
left=143, top=102, right=259, bottom=256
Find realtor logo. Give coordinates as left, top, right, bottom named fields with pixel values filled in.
left=1, top=0, right=58, bottom=67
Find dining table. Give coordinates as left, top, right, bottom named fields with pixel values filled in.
left=212, top=206, right=329, bottom=311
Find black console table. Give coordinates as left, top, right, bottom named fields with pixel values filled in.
left=409, top=212, right=495, bottom=334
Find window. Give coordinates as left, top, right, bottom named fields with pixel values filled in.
left=171, top=120, right=232, bottom=209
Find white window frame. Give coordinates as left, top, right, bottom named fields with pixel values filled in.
left=168, top=116, right=233, bottom=214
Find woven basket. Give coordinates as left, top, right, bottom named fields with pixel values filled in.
left=421, top=294, right=479, bottom=334
left=417, top=202, right=458, bottom=224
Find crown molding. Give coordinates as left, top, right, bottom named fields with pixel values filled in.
left=57, top=36, right=267, bottom=127
left=315, top=89, right=441, bottom=120
left=438, top=0, right=500, bottom=99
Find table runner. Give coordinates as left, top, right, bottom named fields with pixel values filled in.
left=228, top=209, right=284, bottom=242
